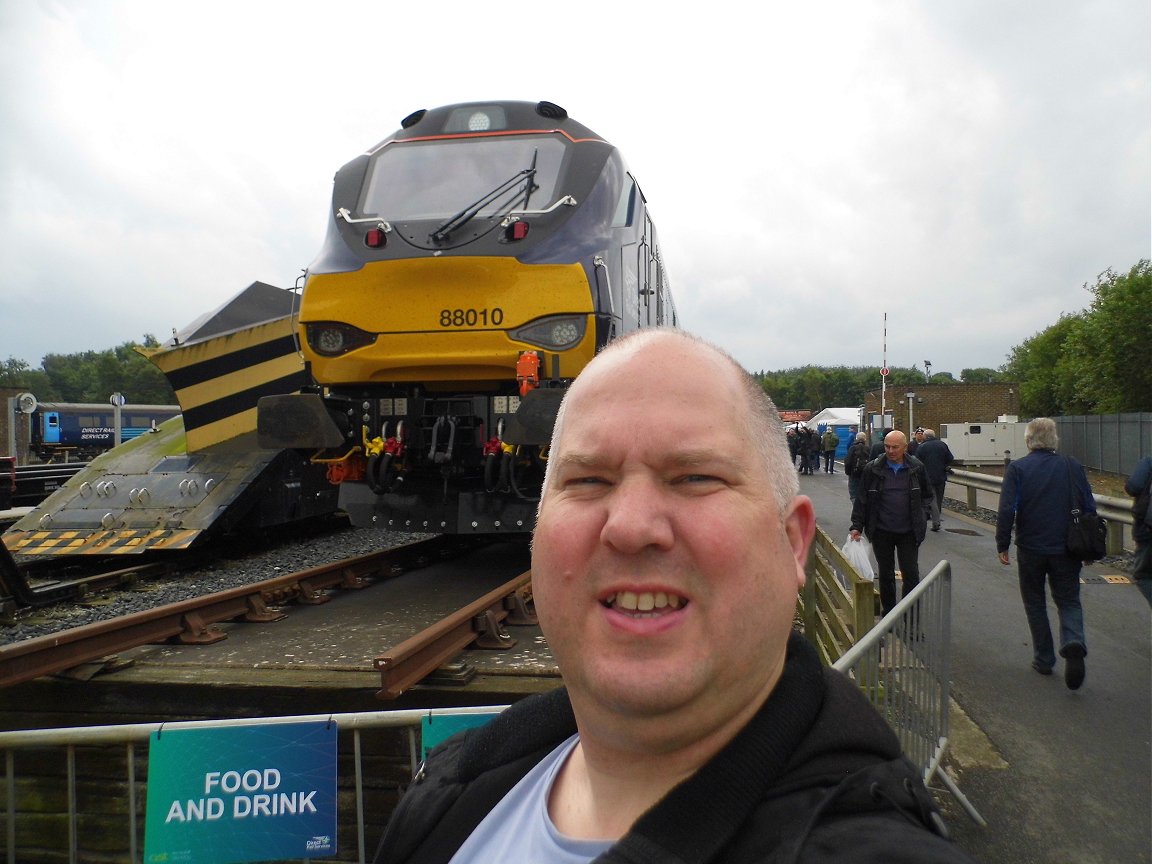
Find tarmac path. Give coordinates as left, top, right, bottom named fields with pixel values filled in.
left=799, top=467, right=1151, bottom=864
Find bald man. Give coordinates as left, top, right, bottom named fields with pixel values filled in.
left=373, top=329, right=974, bottom=864
left=850, top=429, right=931, bottom=615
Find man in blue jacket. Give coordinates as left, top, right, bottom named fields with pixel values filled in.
left=916, top=429, right=954, bottom=531
left=1125, top=455, right=1152, bottom=580
left=995, top=417, right=1096, bottom=689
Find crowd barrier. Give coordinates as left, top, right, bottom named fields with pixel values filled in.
left=833, top=559, right=985, bottom=826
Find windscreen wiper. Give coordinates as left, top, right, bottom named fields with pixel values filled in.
left=430, top=154, right=538, bottom=243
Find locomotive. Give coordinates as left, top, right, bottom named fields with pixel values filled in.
left=29, top=403, right=181, bottom=462
left=258, top=100, right=676, bottom=534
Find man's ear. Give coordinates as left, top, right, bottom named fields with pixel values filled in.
left=782, top=496, right=816, bottom=588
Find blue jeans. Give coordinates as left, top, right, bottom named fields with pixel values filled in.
left=1016, top=547, right=1086, bottom=669
left=870, top=528, right=920, bottom=615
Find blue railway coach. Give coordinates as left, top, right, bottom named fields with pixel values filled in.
left=30, top=403, right=181, bottom=462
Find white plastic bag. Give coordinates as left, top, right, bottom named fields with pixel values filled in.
left=841, top=534, right=875, bottom=582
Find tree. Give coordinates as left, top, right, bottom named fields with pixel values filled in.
left=1001, top=261, right=1151, bottom=415
left=0, top=357, right=56, bottom=397
left=960, top=368, right=1003, bottom=384
left=1003, top=315, right=1082, bottom=416
left=1063, top=261, right=1152, bottom=412
left=38, top=336, right=176, bottom=404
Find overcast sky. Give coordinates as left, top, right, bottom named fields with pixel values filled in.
left=1, top=1, right=1148, bottom=383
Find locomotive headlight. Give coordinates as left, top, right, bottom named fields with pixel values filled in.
left=305, top=322, right=377, bottom=357
left=511, top=316, right=586, bottom=351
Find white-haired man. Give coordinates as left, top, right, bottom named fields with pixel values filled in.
left=996, top=417, right=1094, bottom=689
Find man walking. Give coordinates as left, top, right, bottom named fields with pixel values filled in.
left=1124, top=455, right=1151, bottom=580
left=821, top=426, right=840, bottom=474
left=844, top=432, right=871, bottom=501
left=996, top=417, right=1094, bottom=689
left=907, top=427, right=925, bottom=456
left=849, top=430, right=930, bottom=616
left=916, top=429, right=954, bottom=532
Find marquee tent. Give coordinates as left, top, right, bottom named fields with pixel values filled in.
left=805, top=407, right=862, bottom=431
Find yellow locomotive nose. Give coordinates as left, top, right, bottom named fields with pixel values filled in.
left=300, top=257, right=597, bottom=386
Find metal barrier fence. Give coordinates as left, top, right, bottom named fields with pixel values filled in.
left=1053, top=412, right=1151, bottom=476
left=832, top=559, right=984, bottom=826
left=0, top=706, right=504, bottom=864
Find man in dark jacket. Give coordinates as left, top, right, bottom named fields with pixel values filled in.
left=372, top=330, right=975, bottom=864
left=844, top=432, right=871, bottom=501
left=916, top=429, right=954, bottom=531
left=1125, top=456, right=1152, bottom=580
left=996, top=417, right=1095, bottom=689
left=849, top=430, right=930, bottom=615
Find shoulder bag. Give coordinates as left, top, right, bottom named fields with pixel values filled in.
left=1065, top=457, right=1107, bottom=561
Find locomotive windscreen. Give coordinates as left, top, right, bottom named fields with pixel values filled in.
left=358, top=137, right=567, bottom=221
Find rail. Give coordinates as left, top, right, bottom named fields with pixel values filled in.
left=948, top=469, right=1136, bottom=555
left=374, top=571, right=535, bottom=698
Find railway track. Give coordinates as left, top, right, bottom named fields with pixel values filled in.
left=0, top=535, right=536, bottom=697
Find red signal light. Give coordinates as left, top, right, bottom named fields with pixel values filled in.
left=365, top=227, right=387, bottom=248
left=505, top=221, right=530, bottom=241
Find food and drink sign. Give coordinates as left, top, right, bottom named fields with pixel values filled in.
left=144, top=721, right=338, bottom=864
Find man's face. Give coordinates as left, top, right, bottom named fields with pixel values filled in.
left=914, top=430, right=925, bottom=443
left=531, top=338, right=814, bottom=730
left=884, top=433, right=908, bottom=462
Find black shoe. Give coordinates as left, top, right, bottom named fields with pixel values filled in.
left=931, top=524, right=941, bottom=532
left=1061, top=644, right=1086, bottom=690
left=1031, top=660, right=1053, bottom=676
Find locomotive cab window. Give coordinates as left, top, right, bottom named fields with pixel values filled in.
left=612, top=180, right=637, bottom=228
left=359, top=137, right=567, bottom=221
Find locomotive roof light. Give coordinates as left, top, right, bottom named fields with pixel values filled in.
left=512, top=315, right=586, bottom=351
left=443, top=105, right=507, bottom=133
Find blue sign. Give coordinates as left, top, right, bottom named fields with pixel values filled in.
left=421, top=711, right=502, bottom=759
left=144, top=721, right=338, bottom=864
